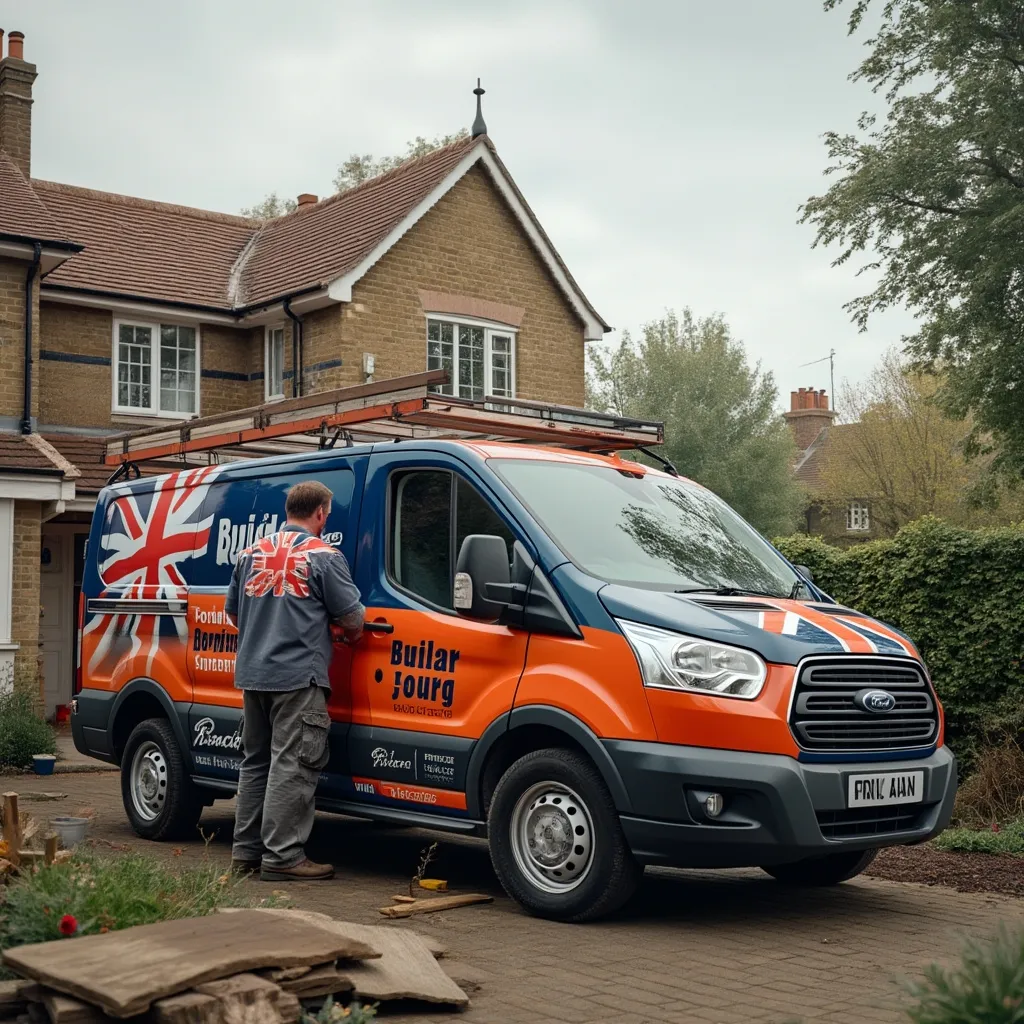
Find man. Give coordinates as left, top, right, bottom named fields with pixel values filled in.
left=225, top=480, right=364, bottom=881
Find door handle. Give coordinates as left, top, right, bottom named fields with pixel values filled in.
left=363, top=620, right=395, bottom=635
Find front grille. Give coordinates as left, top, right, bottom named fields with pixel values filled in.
left=790, top=657, right=938, bottom=753
left=817, top=804, right=930, bottom=840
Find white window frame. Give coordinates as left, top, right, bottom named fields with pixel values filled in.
left=111, top=319, right=201, bottom=419
left=424, top=314, right=516, bottom=400
left=845, top=501, right=870, bottom=532
left=264, top=324, right=286, bottom=402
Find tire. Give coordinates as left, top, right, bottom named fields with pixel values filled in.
left=762, top=848, right=878, bottom=886
left=120, top=718, right=203, bottom=841
left=487, top=747, right=641, bottom=922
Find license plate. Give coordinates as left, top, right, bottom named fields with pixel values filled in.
left=847, top=770, right=924, bottom=808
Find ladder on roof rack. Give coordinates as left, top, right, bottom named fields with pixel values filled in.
left=102, top=370, right=664, bottom=468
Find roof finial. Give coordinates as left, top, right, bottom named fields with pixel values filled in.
left=471, top=78, right=487, bottom=138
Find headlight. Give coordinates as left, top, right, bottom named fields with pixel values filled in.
left=617, top=620, right=766, bottom=700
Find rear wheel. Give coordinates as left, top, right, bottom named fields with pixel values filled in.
left=762, top=848, right=877, bottom=886
left=121, top=718, right=203, bottom=841
left=487, top=748, right=640, bottom=922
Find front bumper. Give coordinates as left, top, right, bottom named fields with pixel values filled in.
left=605, top=740, right=957, bottom=868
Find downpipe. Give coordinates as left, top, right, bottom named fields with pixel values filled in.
left=21, top=242, right=41, bottom=434
left=283, top=297, right=304, bottom=398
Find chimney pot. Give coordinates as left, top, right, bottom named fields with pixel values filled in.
left=789, top=390, right=799, bottom=412
left=820, top=390, right=829, bottom=410
left=7, top=30, right=23, bottom=60
left=297, top=193, right=317, bottom=208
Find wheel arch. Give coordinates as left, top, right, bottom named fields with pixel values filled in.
left=110, top=678, right=193, bottom=769
left=466, top=705, right=633, bottom=820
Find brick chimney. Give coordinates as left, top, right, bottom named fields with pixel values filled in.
left=0, top=30, right=37, bottom=178
left=784, top=386, right=836, bottom=451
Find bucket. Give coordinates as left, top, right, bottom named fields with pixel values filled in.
left=32, top=754, right=56, bottom=776
left=51, top=816, right=90, bottom=847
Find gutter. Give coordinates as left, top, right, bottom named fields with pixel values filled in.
left=21, top=242, right=41, bottom=435
left=283, top=297, right=304, bottom=398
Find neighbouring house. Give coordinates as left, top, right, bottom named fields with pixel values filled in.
left=0, top=31, right=609, bottom=715
left=786, top=387, right=876, bottom=543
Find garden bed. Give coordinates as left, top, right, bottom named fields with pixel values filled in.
left=867, top=843, right=1024, bottom=898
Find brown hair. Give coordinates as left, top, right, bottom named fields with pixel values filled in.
left=285, top=480, right=333, bottom=520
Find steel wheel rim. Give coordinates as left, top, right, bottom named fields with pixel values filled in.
left=130, top=741, right=167, bottom=822
left=510, top=781, right=595, bottom=894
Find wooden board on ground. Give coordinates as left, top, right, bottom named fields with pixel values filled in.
left=2, top=910, right=380, bottom=1018
left=222, top=910, right=465, bottom=1006
left=378, top=893, right=492, bottom=918
left=222, top=907, right=448, bottom=958
left=39, top=991, right=108, bottom=1024
left=272, top=965, right=353, bottom=999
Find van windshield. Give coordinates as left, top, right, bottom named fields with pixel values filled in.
left=493, top=459, right=802, bottom=596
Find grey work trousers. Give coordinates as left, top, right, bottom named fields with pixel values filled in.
left=232, top=683, right=331, bottom=869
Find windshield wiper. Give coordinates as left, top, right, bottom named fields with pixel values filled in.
left=675, top=586, right=788, bottom=599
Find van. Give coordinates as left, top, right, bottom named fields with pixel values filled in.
left=73, top=385, right=957, bottom=922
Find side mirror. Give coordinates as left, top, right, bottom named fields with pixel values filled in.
left=454, top=535, right=510, bottom=620
left=795, top=564, right=814, bottom=584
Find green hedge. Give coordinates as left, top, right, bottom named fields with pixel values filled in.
left=775, top=517, right=1024, bottom=767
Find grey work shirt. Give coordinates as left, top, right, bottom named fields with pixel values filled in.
left=225, top=524, right=364, bottom=692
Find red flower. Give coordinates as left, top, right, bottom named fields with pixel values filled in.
left=58, top=915, right=77, bottom=937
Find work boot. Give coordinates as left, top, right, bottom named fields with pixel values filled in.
left=260, top=858, right=335, bottom=882
left=230, top=858, right=261, bottom=877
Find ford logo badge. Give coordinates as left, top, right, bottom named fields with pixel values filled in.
left=856, top=689, right=897, bottom=714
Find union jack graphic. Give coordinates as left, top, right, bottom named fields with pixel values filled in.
left=85, top=466, right=223, bottom=674
left=242, top=531, right=338, bottom=599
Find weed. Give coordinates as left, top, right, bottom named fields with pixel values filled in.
left=301, top=995, right=377, bottom=1024
left=907, top=927, right=1024, bottom=1023
left=951, top=735, right=1024, bottom=828
left=409, top=841, right=437, bottom=898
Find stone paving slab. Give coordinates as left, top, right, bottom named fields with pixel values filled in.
left=8, top=771, right=1024, bottom=1024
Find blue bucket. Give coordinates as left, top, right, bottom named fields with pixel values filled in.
left=33, top=754, right=56, bottom=776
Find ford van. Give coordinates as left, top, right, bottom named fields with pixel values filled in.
left=73, top=390, right=957, bottom=922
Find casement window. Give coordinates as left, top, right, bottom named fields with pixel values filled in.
left=426, top=316, right=515, bottom=400
left=113, top=321, right=199, bottom=417
left=265, top=326, right=286, bottom=401
left=845, top=501, right=871, bottom=532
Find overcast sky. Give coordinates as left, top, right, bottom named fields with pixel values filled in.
left=17, top=0, right=910, bottom=408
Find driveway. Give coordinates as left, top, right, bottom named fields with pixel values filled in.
left=9, top=769, right=1024, bottom=1024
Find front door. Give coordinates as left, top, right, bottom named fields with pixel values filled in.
left=40, top=530, right=84, bottom=718
left=347, top=451, right=532, bottom=817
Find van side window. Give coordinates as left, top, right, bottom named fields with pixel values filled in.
left=391, top=471, right=515, bottom=610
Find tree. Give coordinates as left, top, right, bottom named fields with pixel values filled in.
left=819, top=350, right=1024, bottom=534
left=803, top=1, right=1024, bottom=478
left=587, top=310, right=806, bottom=536
left=332, top=130, right=469, bottom=193
left=240, top=192, right=297, bottom=220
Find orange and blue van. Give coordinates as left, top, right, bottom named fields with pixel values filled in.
left=73, top=428, right=956, bottom=921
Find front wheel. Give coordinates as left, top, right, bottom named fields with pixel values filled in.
left=762, top=848, right=878, bottom=886
left=121, top=718, right=203, bottom=841
left=487, top=748, right=640, bottom=922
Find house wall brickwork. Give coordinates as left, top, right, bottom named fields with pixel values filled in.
left=200, top=324, right=253, bottom=417
left=0, top=259, right=39, bottom=425
left=340, top=165, right=586, bottom=406
left=11, top=500, right=41, bottom=697
left=38, top=302, right=111, bottom=427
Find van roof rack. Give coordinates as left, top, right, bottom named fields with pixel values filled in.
left=102, top=370, right=664, bottom=470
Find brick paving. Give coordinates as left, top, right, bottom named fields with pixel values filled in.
left=8, top=769, right=1024, bottom=1024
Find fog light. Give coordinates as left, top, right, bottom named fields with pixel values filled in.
left=704, top=793, right=724, bottom=818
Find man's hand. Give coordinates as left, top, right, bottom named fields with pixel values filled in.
left=343, top=625, right=364, bottom=646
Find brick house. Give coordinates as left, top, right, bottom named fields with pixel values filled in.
left=786, top=387, right=875, bottom=542
left=0, top=32, right=609, bottom=715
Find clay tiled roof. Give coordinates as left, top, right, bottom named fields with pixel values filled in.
left=0, top=151, right=75, bottom=245
left=794, top=423, right=863, bottom=490
left=237, top=136, right=479, bottom=306
left=43, top=434, right=110, bottom=494
left=32, top=181, right=256, bottom=309
left=0, top=432, right=79, bottom=476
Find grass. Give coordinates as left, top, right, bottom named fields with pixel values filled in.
left=0, top=849, right=285, bottom=969
left=0, top=691, right=57, bottom=770
left=933, top=818, right=1024, bottom=857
